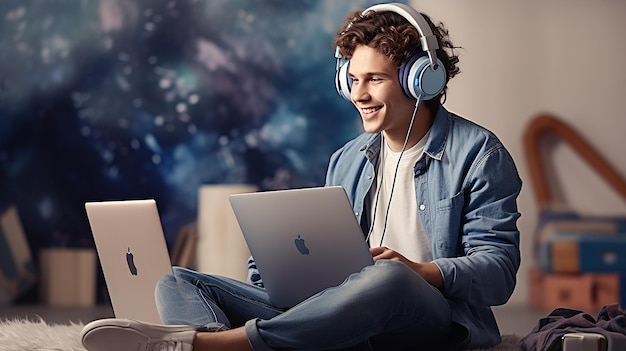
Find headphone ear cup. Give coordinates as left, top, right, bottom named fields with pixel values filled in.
left=335, top=59, right=352, bottom=101
left=400, top=55, right=447, bottom=100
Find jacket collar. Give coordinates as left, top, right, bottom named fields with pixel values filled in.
left=424, top=104, right=449, bottom=161
left=360, top=104, right=449, bottom=162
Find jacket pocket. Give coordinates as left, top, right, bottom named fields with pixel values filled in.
left=433, top=192, right=464, bottom=256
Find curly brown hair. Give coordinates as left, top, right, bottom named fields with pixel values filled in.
left=334, top=8, right=460, bottom=105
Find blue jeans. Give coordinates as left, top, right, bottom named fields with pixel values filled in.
left=155, top=260, right=451, bottom=350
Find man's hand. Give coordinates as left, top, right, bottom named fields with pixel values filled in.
left=370, top=246, right=444, bottom=290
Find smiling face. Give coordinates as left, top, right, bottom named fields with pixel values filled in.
left=348, top=45, right=423, bottom=150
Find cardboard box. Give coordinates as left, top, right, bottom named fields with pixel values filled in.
left=39, top=248, right=96, bottom=307
left=0, top=206, right=36, bottom=304
left=539, top=231, right=626, bottom=274
left=528, top=266, right=546, bottom=310
left=529, top=269, right=620, bottom=312
left=543, top=274, right=595, bottom=311
left=196, top=185, right=257, bottom=281
left=593, top=274, right=620, bottom=309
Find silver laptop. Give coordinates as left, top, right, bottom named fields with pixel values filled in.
left=85, top=199, right=172, bottom=323
left=229, top=186, right=374, bottom=308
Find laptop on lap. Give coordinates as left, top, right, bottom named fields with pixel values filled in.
left=85, top=199, right=172, bottom=324
left=228, top=186, right=374, bottom=308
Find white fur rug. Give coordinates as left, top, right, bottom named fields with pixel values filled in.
left=0, top=318, right=520, bottom=350
left=0, top=318, right=86, bottom=351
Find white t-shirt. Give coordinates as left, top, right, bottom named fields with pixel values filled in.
left=367, top=132, right=433, bottom=263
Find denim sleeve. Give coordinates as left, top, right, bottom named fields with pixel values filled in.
left=433, top=146, right=522, bottom=306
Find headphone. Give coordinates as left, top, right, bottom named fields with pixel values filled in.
left=334, top=3, right=447, bottom=101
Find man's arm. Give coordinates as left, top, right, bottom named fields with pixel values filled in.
left=370, top=247, right=444, bottom=289
left=433, top=146, right=522, bottom=306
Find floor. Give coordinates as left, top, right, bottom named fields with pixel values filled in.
left=0, top=302, right=548, bottom=336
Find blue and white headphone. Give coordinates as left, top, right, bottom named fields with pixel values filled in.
left=334, top=3, right=447, bottom=102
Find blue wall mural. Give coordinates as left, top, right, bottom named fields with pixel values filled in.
left=1, top=0, right=406, bottom=301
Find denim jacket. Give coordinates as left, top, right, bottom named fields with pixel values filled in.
left=325, top=104, right=522, bottom=348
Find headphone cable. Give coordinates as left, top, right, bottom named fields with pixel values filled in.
left=366, top=96, right=421, bottom=246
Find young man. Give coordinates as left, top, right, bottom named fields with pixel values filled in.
left=80, top=3, right=521, bottom=350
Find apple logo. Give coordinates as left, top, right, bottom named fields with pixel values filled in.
left=294, top=235, right=310, bottom=255
left=126, top=247, right=138, bottom=275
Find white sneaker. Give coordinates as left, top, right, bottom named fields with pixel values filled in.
left=81, top=318, right=198, bottom=351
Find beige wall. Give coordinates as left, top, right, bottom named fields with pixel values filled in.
left=411, top=0, right=626, bottom=304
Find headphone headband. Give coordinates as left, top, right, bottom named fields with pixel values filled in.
left=361, top=3, right=439, bottom=67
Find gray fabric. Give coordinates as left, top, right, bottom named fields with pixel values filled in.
left=518, top=304, right=626, bottom=351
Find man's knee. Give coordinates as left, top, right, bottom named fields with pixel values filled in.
left=155, top=272, right=177, bottom=304
left=372, top=260, right=421, bottom=283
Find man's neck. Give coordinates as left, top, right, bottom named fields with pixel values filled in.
left=383, top=103, right=435, bottom=152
